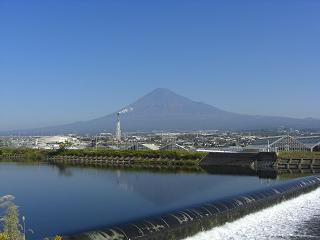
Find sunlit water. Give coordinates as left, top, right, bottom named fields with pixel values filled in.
left=184, top=187, right=320, bottom=240
left=0, top=162, right=288, bottom=239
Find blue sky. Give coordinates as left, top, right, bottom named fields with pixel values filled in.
left=0, top=0, right=319, bottom=130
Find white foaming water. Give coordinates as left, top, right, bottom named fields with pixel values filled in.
left=184, top=188, right=320, bottom=240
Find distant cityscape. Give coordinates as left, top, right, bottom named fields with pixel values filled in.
left=1, top=127, right=319, bottom=153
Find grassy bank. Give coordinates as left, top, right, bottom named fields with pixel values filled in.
left=278, top=151, right=320, bottom=159
left=0, top=148, right=207, bottom=165
left=49, top=148, right=206, bottom=160
left=0, top=148, right=46, bottom=161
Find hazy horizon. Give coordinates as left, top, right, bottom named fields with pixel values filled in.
left=1, top=88, right=319, bottom=132
left=1, top=1, right=320, bottom=130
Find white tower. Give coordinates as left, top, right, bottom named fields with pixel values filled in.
left=115, top=112, right=121, bottom=141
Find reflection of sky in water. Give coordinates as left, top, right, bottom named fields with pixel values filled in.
left=0, top=163, right=286, bottom=240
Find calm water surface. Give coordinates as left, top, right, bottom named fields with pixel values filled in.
left=0, top=162, right=287, bottom=239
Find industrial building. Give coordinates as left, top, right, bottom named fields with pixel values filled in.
left=160, top=143, right=189, bottom=151
left=128, top=143, right=160, bottom=151
left=247, top=135, right=320, bottom=152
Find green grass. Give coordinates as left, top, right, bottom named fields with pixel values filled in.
left=278, top=151, right=320, bottom=159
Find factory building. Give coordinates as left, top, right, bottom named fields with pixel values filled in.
left=160, top=143, right=189, bottom=151
left=128, top=143, right=160, bottom=151
left=247, top=135, right=320, bottom=152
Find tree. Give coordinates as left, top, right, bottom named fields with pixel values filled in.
left=3, top=204, right=23, bottom=240
left=58, top=141, right=72, bottom=151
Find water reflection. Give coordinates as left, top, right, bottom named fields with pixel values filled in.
left=0, top=162, right=314, bottom=239
left=55, top=164, right=73, bottom=177
left=201, top=165, right=320, bottom=180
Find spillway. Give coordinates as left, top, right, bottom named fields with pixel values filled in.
left=63, top=175, right=320, bottom=240
left=184, top=187, right=320, bottom=240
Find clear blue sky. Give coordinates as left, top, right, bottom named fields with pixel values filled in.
left=0, top=0, right=319, bottom=130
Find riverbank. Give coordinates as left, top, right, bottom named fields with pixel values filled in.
left=278, top=151, right=320, bottom=159
left=0, top=148, right=46, bottom=160
left=1, top=148, right=320, bottom=171
left=276, top=151, right=320, bottom=170
left=0, top=148, right=206, bottom=169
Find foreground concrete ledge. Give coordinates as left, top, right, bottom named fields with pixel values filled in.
left=61, top=175, right=320, bottom=240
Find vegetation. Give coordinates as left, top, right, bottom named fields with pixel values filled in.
left=0, top=204, right=23, bottom=240
left=0, top=233, right=9, bottom=240
left=0, top=198, right=60, bottom=240
left=0, top=148, right=46, bottom=161
left=49, top=148, right=206, bottom=160
left=58, top=141, right=72, bottom=151
left=0, top=148, right=207, bottom=170
left=278, top=151, right=320, bottom=159
left=0, top=148, right=206, bottom=161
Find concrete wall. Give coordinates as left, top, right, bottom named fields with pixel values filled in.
left=199, top=152, right=277, bottom=168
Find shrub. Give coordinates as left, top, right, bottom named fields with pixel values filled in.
left=2, top=204, right=23, bottom=240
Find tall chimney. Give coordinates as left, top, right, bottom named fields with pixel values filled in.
left=115, top=112, right=121, bottom=141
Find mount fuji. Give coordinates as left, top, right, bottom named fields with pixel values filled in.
left=3, top=88, right=320, bottom=135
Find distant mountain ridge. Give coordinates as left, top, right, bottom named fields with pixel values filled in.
left=2, top=88, right=320, bottom=135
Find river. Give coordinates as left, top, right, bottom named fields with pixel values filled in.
left=0, top=162, right=317, bottom=239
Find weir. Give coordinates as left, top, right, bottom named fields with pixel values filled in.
left=63, top=175, right=320, bottom=240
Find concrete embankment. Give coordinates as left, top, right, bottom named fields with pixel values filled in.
left=63, top=175, right=320, bottom=240
left=276, top=158, right=320, bottom=170
left=199, top=152, right=277, bottom=169
left=199, top=152, right=320, bottom=171
left=47, top=155, right=201, bottom=170
left=0, top=155, right=30, bottom=160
